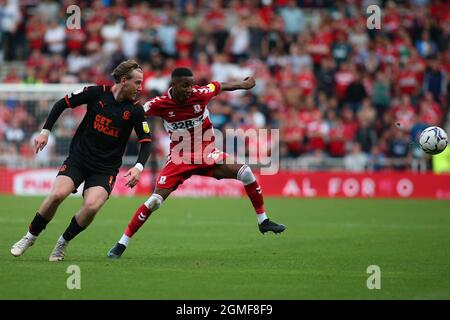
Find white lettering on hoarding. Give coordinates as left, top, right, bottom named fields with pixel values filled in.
left=282, top=179, right=301, bottom=196
left=362, top=178, right=375, bottom=197
left=396, top=179, right=413, bottom=197
left=13, top=170, right=83, bottom=196
left=302, top=179, right=317, bottom=197
left=328, top=178, right=341, bottom=197
left=342, top=178, right=359, bottom=197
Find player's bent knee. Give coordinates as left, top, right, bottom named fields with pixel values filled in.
left=144, top=194, right=164, bottom=212
left=237, top=164, right=256, bottom=185
left=83, top=197, right=105, bottom=213
left=83, top=201, right=101, bottom=213
left=48, top=191, right=68, bottom=204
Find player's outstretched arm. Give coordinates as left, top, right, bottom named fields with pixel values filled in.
left=220, top=76, right=255, bottom=92
left=35, top=98, right=70, bottom=153
left=36, top=86, right=101, bottom=153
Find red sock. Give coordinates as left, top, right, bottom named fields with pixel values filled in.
left=125, top=204, right=151, bottom=237
left=244, top=181, right=265, bottom=214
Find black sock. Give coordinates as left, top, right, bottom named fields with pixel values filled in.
left=62, top=217, right=86, bottom=241
left=29, top=213, right=50, bottom=236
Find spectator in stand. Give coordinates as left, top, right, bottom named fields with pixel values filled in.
left=227, top=16, right=250, bottom=63
left=297, top=64, right=316, bottom=98
left=0, top=141, right=20, bottom=166
left=35, top=0, right=59, bottom=23
left=143, top=67, right=170, bottom=96
left=357, top=98, right=377, bottom=126
left=67, top=49, right=92, bottom=74
left=349, top=23, right=369, bottom=55
left=121, top=21, right=141, bottom=60
left=306, top=104, right=329, bottom=153
left=282, top=110, right=305, bottom=158
left=418, top=91, right=443, bottom=126
left=423, top=58, right=447, bottom=103
left=331, top=31, right=352, bottom=68
left=344, top=143, right=368, bottom=172
left=372, top=71, right=391, bottom=114
left=316, top=57, right=336, bottom=98
left=209, top=99, right=231, bottom=131
left=0, top=0, right=21, bottom=61
left=368, top=145, right=386, bottom=171
left=391, top=94, right=416, bottom=132
left=44, top=20, right=66, bottom=55
left=327, top=111, right=346, bottom=158
left=203, top=0, right=228, bottom=53
left=345, top=71, right=367, bottom=112
left=288, top=43, right=313, bottom=75
left=279, top=0, right=306, bottom=36
left=0, top=0, right=448, bottom=171
left=387, top=129, right=411, bottom=170
left=334, top=62, right=354, bottom=106
left=26, top=16, right=46, bottom=53
left=66, top=25, right=87, bottom=53
left=415, top=31, right=438, bottom=58
left=397, top=62, right=420, bottom=99
left=101, top=15, right=123, bottom=55
left=175, top=19, right=194, bottom=55
left=4, top=118, right=25, bottom=152
left=355, top=118, right=378, bottom=154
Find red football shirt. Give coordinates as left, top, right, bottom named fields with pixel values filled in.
left=143, top=81, right=222, bottom=161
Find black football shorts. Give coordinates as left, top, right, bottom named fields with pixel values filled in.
left=57, top=157, right=117, bottom=195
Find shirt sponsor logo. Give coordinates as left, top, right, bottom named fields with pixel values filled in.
left=166, top=114, right=204, bottom=130
left=94, top=114, right=120, bottom=137
left=142, top=121, right=150, bottom=133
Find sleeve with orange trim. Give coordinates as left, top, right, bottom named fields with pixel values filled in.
left=65, top=85, right=103, bottom=108
left=198, top=81, right=222, bottom=103
left=42, top=86, right=102, bottom=131
left=131, top=103, right=152, bottom=168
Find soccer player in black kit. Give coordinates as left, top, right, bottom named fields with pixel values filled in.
left=10, top=60, right=152, bottom=261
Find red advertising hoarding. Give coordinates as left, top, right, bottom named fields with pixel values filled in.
left=0, top=168, right=449, bottom=199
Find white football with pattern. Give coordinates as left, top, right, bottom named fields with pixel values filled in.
left=419, top=126, right=448, bottom=155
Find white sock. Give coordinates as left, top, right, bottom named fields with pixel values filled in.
left=118, top=234, right=130, bottom=247
left=257, top=213, right=268, bottom=224
left=25, top=231, right=37, bottom=240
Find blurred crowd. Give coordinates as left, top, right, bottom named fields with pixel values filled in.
left=0, top=0, right=449, bottom=171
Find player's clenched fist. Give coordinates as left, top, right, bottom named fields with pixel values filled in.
left=243, top=77, right=256, bottom=89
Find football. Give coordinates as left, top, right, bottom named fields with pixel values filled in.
left=419, top=126, right=448, bottom=155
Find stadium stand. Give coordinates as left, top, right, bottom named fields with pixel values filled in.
left=0, top=0, right=449, bottom=172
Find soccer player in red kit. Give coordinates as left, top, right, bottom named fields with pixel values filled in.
left=107, top=68, right=286, bottom=258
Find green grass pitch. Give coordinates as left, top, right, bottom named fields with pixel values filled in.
left=1, top=194, right=449, bottom=299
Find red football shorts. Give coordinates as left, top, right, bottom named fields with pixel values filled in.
left=156, top=149, right=229, bottom=189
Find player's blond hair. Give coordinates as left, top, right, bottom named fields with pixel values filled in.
left=111, top=60, right=142, bottom=83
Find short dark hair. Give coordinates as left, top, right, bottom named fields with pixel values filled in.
left=171, top=67, right=193, bottom=79
left=111, top=60, right=142, bottom=83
